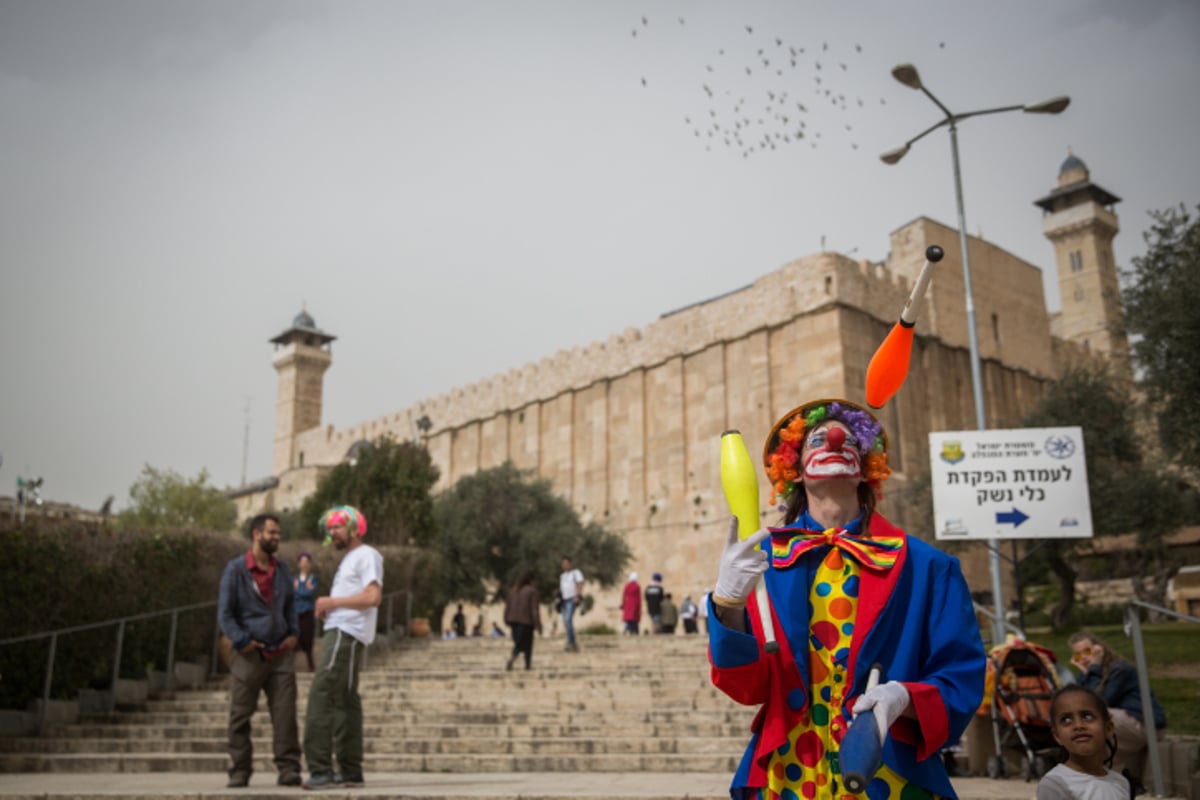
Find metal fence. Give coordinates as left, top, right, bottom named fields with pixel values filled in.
left=0, top=590, right=412, bottom=736
left=1124, top=599, right=1200, bottom=799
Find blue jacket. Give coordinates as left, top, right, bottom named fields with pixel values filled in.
left=709, top=512, right=986, bottom=800
left=1079, top=659, right=1167, bottom=729
left=218, top=554, right=299, bottom=653
left=294, top=573, right=318, bottom=616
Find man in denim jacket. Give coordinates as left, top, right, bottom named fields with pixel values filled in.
left=218, top=513, right=301, bottom=788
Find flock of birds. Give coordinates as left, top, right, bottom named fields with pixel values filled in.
left=632, top=15, right=947, bottom=160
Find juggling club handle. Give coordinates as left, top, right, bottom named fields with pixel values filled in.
left=841, top=664, right=884, bottom=794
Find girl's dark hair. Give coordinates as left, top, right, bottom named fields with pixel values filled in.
left=1049, top=684, right=1117, bottom=768
left=1050, top=684, right=1111, bottom=724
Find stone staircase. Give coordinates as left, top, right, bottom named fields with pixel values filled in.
left=0, top=633, right=754, bottom=775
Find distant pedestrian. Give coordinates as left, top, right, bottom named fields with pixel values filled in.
left=699, top=589, right=711, bottom=633
left=644, top=573, right=665, bottom=633
left=504, top=571, right=541, bottom=670
left=293, top=552, right=318, bottom=672
left=302, top=506, right=383, bottom=791
left=559, top=556, right=584, bottom=652
left=218, top=513, right=301, bottom=788
left=680, top=595, right=698, bottom=634
left=659, top=593, right=679, bottom=634
left=622, top=572, right=642, bottom=635
left=452, top=604, right=467, bottom=638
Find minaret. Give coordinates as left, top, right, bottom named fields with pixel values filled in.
left=270, top=309, right=335, bottom=474
left=1035, top=152, right=1130, bottom=374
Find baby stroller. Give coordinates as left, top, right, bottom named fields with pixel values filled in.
left=984, top=638, right=1063, bottom=781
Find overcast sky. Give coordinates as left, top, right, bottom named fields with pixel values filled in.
left=2, top=0, right=1197, bottom=511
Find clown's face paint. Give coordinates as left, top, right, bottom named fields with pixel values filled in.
left=801, top=421, right=863, bottom=484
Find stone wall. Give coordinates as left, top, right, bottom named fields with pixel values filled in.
left=250, top=216, right=1069, bottom=629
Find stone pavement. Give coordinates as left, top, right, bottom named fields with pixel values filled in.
left=0, top=771, right=1052, bottom=799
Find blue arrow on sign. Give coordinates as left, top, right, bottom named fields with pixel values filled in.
left=996, top=508, right=1029, bottom=528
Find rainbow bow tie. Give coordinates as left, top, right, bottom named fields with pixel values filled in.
left=770, top=527, right=903, bottom=571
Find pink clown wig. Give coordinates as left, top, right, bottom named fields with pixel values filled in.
left=319, top=505, right=368, bottom=543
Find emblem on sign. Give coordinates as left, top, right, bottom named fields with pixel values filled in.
left=939, top=440, right=965, bottom=464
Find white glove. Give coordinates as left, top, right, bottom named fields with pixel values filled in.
left=852, top=680, right=911, bottom=745
left=713, top=518, right=769, bottom=606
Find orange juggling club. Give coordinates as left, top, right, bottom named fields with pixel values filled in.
left=865, top=245, right=944, bottom=409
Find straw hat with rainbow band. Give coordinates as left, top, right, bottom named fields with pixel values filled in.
left=763, top=398, right=891, bottom=506
left=319, top=505, right=368, bottom=545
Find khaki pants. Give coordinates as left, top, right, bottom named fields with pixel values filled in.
left=227, top=648, right=301, bottom=780
left=304, top=628, right=366, bottom=777
left=1110, top=707, right=1166, bottom=779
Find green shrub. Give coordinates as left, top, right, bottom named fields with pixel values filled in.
left=0, top=519, right=431, bottom=709
left=580, top=622, right=617, bottom=636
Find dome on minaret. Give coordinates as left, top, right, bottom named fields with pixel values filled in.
left=1057, top=150, right=1090, bottom=187
left=292, top=308, right=317, bottom=329
left=1059, top=152, right=1086, bottom=175
left=270, top=307, right=336, bottom=347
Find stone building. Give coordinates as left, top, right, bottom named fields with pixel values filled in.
left=231, top=155, right=1127, bottom=631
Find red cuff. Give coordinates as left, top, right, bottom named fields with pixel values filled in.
left=889, top=682, right=949, bottom=761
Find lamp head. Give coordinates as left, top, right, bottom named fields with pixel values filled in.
left=891, top=63, right=922, bottom=90
left=1024, top=95, right=1071, bottom=114
left=880, top=144, right=909, bottom=165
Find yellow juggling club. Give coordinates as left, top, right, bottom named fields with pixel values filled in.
left=720, top=429, right=761, bottom=541
left=719, top=430, right=779, bottom=653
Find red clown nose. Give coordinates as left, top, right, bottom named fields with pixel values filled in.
left=826, top=426, right=846, bottom=452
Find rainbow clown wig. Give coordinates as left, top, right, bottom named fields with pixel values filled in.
left=763, top=398, right=891, bottom=513
left=319, top=505, right=368, bottom=545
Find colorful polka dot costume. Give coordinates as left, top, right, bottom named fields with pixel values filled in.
left=710, top=397, right=986, bottom=800
left=758, top=539, right=938, bottom=800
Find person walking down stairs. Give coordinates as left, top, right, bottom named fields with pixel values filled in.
left=504, top=571, right=542, bottom=670
left=559, top=556, right=584, bottom=652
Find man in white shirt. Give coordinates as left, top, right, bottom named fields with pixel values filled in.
left=558, top=556, right=584, bottom=652
left=302, top=506, right=383, bottom=791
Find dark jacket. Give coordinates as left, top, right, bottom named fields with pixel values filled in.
left=645, top=583, right=664, bottom=616
left=504, top=584, right=541, bottom=628
left=218, top=555, right=299, bottom=653
left=1079, top=659, right=1167, bottom=729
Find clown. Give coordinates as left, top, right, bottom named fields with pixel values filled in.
left=709, top=399, right=985, bottom=800
left=301, top=505, right=384, bottom=790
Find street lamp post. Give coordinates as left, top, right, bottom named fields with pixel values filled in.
left=881, top=63, right=1069, bottom=648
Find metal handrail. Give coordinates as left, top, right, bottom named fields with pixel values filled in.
left=0, top=600, right=219, bottom=736
left=1125, top=599, right=1200, bottom=799
left=1, top=590, right=413, bottom=736
left=972, top=601, right=1026, bottom=643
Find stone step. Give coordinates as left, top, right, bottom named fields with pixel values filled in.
left=0, top=733, right=746, bottom=756
left=1, top=634, right=750, bottom=776
left=134, top=687, right=726, bottom=712
left=35, top=717, right=753, bottom=742
left=0, top=770, right=748, bottom=800
left=0, top=751, right=743, bottom=774
left=66, top=705, right=745, bottom=727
